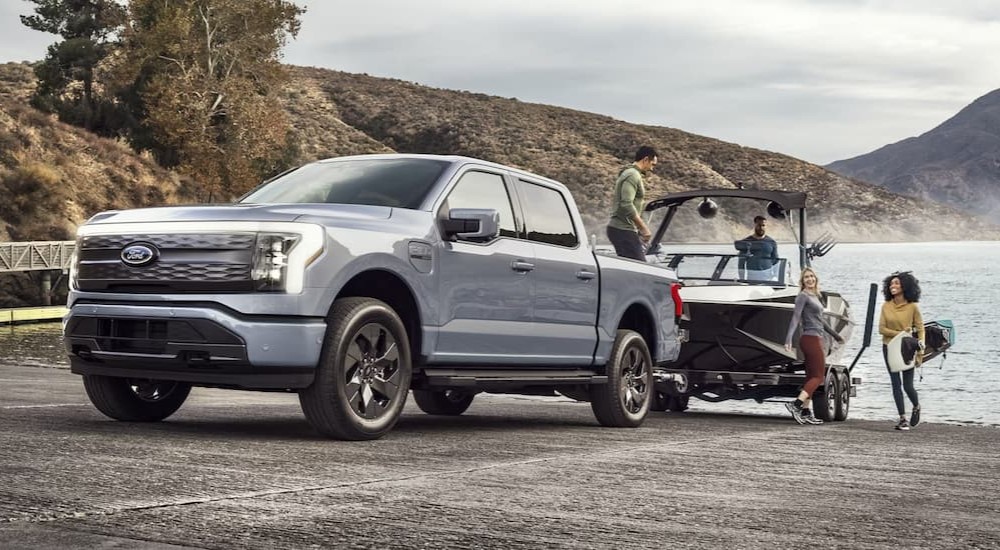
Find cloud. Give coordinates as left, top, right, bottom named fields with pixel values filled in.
left=4, top=0, right=999, bottom=164
left=0, top=3, right=54, bottom=63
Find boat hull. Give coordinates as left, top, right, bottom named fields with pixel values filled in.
left=672, top=292, right=852, bottom=372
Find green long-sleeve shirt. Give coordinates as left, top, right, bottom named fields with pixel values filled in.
left=608, top=166, right=645, bottom=232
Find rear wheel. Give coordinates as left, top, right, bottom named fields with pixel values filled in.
left=412, top=389, right=475, bottom=415
left=834, top=370, right=850, bottom=421
left=813, top=370, right=839, bottom=422
left=590, top=330, right=652, bottom=427
left=299, top=298, right=412, bottom=440
left=82, top=376, right=191, bottom=422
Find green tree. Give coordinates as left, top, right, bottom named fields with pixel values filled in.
left=111, top=0, right=304, bottom=200
left=20, top=0, right=126, bottom=131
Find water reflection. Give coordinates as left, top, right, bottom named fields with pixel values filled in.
left=0, top=322, right=68, bottom=368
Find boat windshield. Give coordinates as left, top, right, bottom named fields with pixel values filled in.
left=654, top=252, right=789, bottom=286
left=642, top=196, right=803, bottom=286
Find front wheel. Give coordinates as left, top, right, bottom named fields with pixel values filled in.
left=82, top=375, right=191, bottom=422
left=412, top=389, right=475, bottom=415
left=590, top=330, right=652, bottom=427
left=299, top=297, right=412, bottom=440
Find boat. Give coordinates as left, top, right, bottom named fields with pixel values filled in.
left=643, top=189, right=854, bottom=379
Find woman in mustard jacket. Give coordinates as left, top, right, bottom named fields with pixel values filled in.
left=879, top=271, right=924, bottom=431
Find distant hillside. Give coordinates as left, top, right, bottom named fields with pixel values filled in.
left=1, top=60, right=999, bottom=250
left=827, top=89, right=1000, bottom=222
left=281, top=66, right=1000, bottom=242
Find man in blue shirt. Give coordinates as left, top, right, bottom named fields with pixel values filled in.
left=736, top=215, right=778, bottom=281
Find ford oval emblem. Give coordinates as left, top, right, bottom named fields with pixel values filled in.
left=121, top=243, right=158, bottom=267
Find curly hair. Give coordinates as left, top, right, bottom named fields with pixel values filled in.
left=882, top=271, right=921, bottom=302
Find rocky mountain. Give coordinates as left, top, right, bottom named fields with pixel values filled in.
left=827, top=88, right=1000, bottom=222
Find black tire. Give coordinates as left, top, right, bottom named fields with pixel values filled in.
left=556, top=386, right=591, bottom=402
left=667, top=395, right=690, bottom=412
left=813, top=370, right=838, bottom=422
left=412, top=389, right=475, bottom=415
left=299, top=297, right=412, bottom=440
left=82, top=375, right=191, bottom=422
left=590, top=330, right=652, bottom=428
left=834, top=370, right=850, bottom=421
left=650, top=391, right=669, bottom=412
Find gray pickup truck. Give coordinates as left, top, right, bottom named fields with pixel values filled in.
left=65, top=154, right=684, bottom=440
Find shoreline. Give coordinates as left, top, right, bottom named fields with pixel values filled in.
left=0, top=306, right=67, bottom=325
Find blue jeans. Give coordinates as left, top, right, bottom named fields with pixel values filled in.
left=883, top=345, right=919, bottom=416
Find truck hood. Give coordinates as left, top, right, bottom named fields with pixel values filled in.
left=86, top=203, right=394, bottom=225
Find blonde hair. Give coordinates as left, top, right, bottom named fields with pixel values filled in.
left=799, top=267, right=821, bottom=294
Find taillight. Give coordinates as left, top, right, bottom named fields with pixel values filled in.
left=670, top=282, right=684, bottom=321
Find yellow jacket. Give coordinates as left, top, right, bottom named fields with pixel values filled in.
left=879, top=301, right=924, bottom=346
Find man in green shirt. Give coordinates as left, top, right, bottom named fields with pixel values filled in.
left=607, top=146, right=657, bottom=261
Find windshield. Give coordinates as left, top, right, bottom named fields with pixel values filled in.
left=240, top=158, right=449, bottom=209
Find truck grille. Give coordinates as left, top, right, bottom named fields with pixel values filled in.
left=77, top=233, right=256, bottom=293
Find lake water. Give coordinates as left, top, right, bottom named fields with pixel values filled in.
left=1, top=242, right=996, bottom=426
left=688, top=241, right=999, bottom=427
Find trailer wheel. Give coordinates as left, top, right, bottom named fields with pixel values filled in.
left=834, top=370, right=850, bottom=421
left=813, top=371, right=839, bottom=422
left=412, top=389, right=475, bottom=415
left=299, top=297, right=411, bottom=440
left=590, top=330, right=651, bottom=427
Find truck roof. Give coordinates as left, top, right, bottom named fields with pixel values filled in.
left=316, top=153, right=570, bottom=193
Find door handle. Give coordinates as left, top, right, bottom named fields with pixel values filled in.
left=576, top=270, right=596, bottom=281
left=510, top=260, right=535, bottom=272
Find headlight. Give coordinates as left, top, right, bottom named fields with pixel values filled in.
left=252, top=233, right=299, bottom=292
left=68, top=240, right=80, bottom=291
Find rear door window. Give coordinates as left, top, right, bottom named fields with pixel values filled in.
left=518, top=181, right=579, bottom=248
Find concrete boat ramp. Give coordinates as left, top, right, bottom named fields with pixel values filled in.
left=1, top=362, right=997, bottom=549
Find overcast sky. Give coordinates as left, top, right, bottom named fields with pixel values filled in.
left=3, top=0, right=1000, bottom=164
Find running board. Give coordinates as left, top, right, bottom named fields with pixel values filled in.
left=419, top=368, right=607, bottom=389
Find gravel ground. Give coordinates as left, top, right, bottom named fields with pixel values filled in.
left=1, top=363, right=998, bottom=549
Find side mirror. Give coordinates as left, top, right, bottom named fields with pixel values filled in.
left=442, top=208, right=500, bottom=241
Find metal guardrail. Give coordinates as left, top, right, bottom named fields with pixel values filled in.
left=0, top=241, right=76, bottom=273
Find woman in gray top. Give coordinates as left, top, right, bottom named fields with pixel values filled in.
left=783, top=267, right=845, bottom=425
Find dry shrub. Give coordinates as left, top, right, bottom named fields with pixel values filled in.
left=0, top=162, right=71, bottom=238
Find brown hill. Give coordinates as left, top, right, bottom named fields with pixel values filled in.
left=827, top=88, right=1000, bottom=223
left=0, top=63, right=193, bottom=242
left=1, top=60, right=999, bottom=250
left=0, top=62, right=195, bottom=306
left=281, top=66, right=1000, bottom=243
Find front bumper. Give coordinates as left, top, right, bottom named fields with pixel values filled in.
left=64, top=303, right=327, bottom=389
